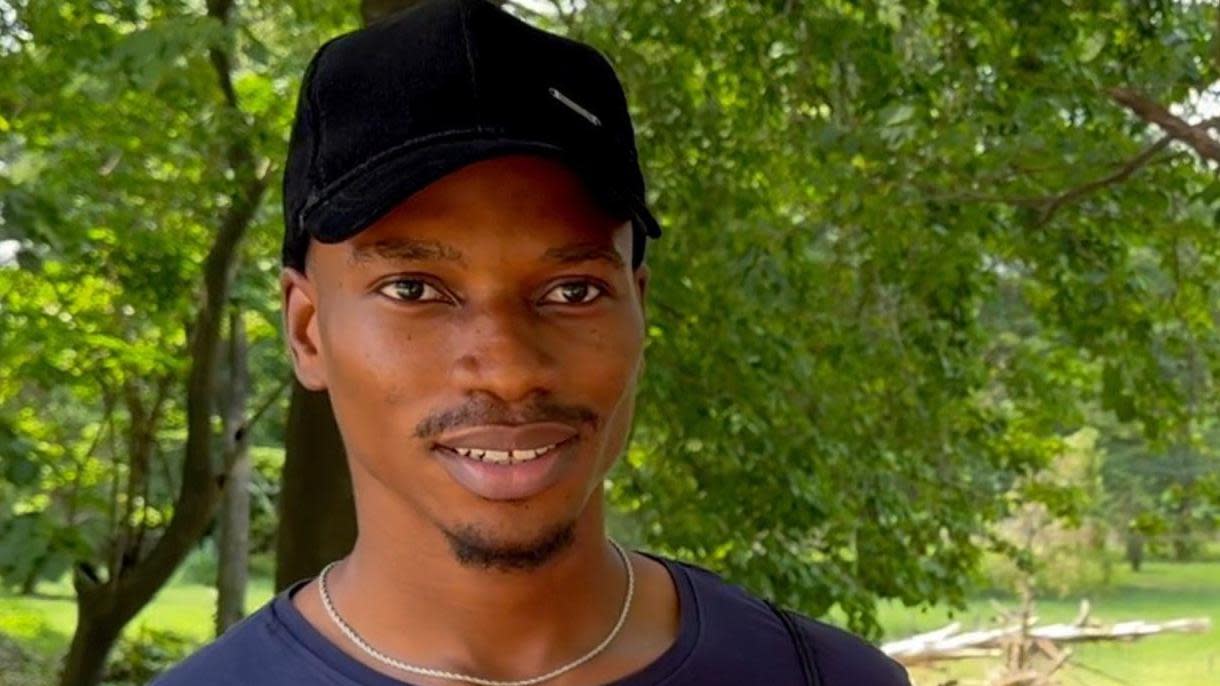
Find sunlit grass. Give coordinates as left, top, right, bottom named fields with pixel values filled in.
left=879, top=560, right=1220, bottom=686
left=0, top=573, right=275, bottom=659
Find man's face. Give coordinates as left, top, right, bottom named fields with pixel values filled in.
left=282, top=154, right=648, bottom=570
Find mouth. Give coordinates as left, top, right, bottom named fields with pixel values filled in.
left=431, top=423, right=581, bottom=500
left=442, top=442, right=561, bottom=464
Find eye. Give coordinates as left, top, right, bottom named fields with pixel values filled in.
left=541, top=281, right=604, bottom=305
left=378, top=278, right=448, bottom=303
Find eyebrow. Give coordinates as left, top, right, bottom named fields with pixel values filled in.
left=543, top=243, right=625, bottom=269
left=348, top=238, right=464, bottom=266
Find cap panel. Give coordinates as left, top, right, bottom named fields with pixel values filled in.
left=309, top=1, right=480, bottom=187
left=467, top=4, right=648, bottom=211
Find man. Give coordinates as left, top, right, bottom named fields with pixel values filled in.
left=158, top=1, right=910, bottom=684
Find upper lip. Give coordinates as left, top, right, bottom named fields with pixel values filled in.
left=434, top=422, right=579, bottom=452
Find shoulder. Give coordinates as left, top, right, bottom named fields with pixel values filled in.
left=661, top=556, right=910, bottom=686
left=152, top=601, right=321, bottom=686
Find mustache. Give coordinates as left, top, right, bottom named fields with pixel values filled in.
left=413, top=395, right=599, bottom=440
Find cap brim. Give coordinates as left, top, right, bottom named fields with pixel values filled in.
left=298, top=135, right=661, bottom=247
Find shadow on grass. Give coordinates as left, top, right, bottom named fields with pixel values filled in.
left=0, top=630, right=59, bottom=686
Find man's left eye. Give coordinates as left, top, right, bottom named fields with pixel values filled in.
left=542, top=281, right=603, bottom=305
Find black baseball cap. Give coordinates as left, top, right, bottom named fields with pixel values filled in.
left=281, top=0, right=662, bottom=271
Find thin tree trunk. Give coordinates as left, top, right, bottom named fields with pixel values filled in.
left=274, top=382, right=356, bottom=589
left=1126, top=531, right=1144, bottom=572
left=216, top=307, right=251, bottom=635
left=19, top=563, right=41, bottom=595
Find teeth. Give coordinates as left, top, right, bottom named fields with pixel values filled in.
left=448, top=442, right=559, bottom=463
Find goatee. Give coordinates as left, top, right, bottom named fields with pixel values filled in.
left=443, top=520, right=577, bottom=572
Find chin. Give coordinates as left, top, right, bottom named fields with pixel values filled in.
left=440, top=517, right=579, bottom=572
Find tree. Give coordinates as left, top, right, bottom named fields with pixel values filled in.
left=0, top=1, right=343, bottom=683
left=215, top=307, right=251, bottom=634
left=553, top=0, right=1220, bottom=632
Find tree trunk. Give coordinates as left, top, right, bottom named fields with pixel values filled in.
left=273, top=0, right=435, bottom=590
left=19, top=562, right=41, bottom=595
left=216, top=308, right=251, bottom=635
left=274, top=383, right=356, bottom=589
left=59, top=601, right=126, bottom=686
left=59, top=566, right=167, bottom=686
left=1126, top=531, right=1144, bottom=572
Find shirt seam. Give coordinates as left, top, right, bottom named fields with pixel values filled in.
left=644, top=560, right=704, bottom=685
left=265, top=610, right=370, bottom=686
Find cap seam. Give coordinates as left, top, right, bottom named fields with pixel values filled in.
left=459, top=0, right=482, bottom=128
left=306, top=37, right=340, bottom=192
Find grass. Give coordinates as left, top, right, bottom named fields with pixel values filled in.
left=879, top=559, right=1220, bottom=686
left=0, top=573, right=274, bottom=663
left=1, top=558, right=1215, bottom=685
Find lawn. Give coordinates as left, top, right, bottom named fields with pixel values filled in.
left=1, top=559, right=1215, bottom=685
left=879, top=559, right=1219, bottom=686
left=0, top=571, right=274, bottom=676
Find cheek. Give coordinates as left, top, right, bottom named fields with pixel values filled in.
left=565, top=317, right=643, bottom=412
left=319, top=301, right=450, bottom=443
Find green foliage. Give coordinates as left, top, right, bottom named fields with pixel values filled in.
left=1102, top=421, right=1220, bottom=560
left=103, top=626, right=196, bottom=686
left=566, top=0, right=1220, bottom=633
left=0, top=0, right=326, bottom=598
left=0, top=513, right=91, bottom=589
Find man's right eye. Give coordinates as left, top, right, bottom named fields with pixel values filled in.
left=378, top=278, right=447, bottom=303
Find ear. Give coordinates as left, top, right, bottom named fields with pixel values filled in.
left=281, top=267, right=328, bottom=391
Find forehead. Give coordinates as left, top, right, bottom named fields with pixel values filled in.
left=311, top=155, right=632, bottom=273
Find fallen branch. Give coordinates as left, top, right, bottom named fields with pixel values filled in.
left=882, top=614, right=1211, bottom=667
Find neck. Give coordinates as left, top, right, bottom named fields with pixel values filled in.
left=324, top=472, right=629, bottom=679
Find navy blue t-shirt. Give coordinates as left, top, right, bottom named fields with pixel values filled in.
left=155, top=552, right=909, bottom=686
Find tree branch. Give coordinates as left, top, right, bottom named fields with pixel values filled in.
left=116, top=0, right=270, bottom=600
left=234, top=375, right=290, bottom=444
left=1035, top=136, right=1175, bottom=226
left=206, top=0, right=239, bottom=109
left=1109, top=88, right=1220, bottom=163
left=1035, top=114, right=1220, bottom=225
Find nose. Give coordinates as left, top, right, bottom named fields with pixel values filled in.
left=450, top=298, right=559, bottom=404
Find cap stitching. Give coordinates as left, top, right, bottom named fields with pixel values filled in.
left=458, top=1, right=482, bottom=128
left=306, top=39, right=339, bottom=192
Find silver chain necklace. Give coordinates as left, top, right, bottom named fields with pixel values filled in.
left=317, top=538, right=635, bottom=686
